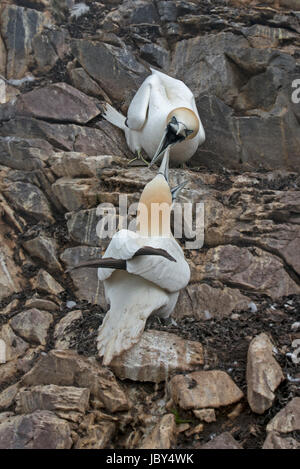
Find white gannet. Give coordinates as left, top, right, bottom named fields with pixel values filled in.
left=102, top=68, right=205, bottom=166
left=69, top=149, right=190, bottom=365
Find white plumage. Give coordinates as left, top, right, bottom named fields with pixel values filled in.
left=95, top=149, right=190, bottom=365
left=103, top=68, right=205, bottom=165
left=97, top=230, right=190, bottom=365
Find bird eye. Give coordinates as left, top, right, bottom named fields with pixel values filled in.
left=185, top=129, right=194, bottom=137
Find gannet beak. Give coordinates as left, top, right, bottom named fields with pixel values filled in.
left=158, top=147, right=170, bottom=182
left=171, top=180, right=188, bottom=202
left=150, top=128, right=171, bottom=168
left=150, top=118, right=186, bottom=168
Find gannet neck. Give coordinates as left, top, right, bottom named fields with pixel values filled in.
left=137, top=175, right=172, bottom=237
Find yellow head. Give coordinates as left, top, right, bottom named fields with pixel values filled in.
left=137, top=150, right=172, bottom=237
left=166, top=107, right=199, bottom=140
left=150, top=107, right=200, bottom=167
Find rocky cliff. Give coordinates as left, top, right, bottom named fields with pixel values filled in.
left=0, top=0, right=299, bottom=450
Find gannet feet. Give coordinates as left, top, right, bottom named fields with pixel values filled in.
left=128, top=149, right=150, bottom=166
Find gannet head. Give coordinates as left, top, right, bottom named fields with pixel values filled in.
left=150, top=107, right=199, bottom=167
left=137, top=149, right=172, bottom=237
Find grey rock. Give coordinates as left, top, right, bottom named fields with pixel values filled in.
left=10, top=309, right=53, bottom=346
left=22, top=234, right=62, bottom=271
left=0, top=324, right=29, bottom=362
left=16, top=83, right=100, bottom=124
left=21, top=350, right=130, bottom=412
left=247, top=333, right=284, bottom=414
left=266, top=397, right=300, bottom=433
left=140, top=43, right=170, bottom=69
left=72, top=39, right=148, bottom=107
left=3, top=181, right=54, bottom=223
left=169, top=370, right=244, bottom=410
left=60, top=246, right=107, bottom=308
left=0, top=411, right=72, bottom=449
left=0, top=5, right=47, bottom=79
left=54, top=310, right=83, bottom=350
left=110, top=330, right=204, bottom=383
left=16, top=384, right=90, bottom=414
left=33, top=269, right=64, bottom=296
left=32, top=29, right=70, bottom=75
left=0, top=137, right=53, bottom=171
left=201, top=432, right=243, bottom=449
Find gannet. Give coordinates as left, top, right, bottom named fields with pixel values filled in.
left=102, top=68, right=205, bottom=166
left=70, top=149, right=190, bottom=365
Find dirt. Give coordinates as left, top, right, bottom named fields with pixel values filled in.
left=57, top=292, right=300, bottom=449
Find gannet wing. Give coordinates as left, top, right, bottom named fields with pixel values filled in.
left=127, top=237, right=190, bottom=293
left=126, top=78, right=152, bottom=130
left=97, top=271, right=169, bottom=365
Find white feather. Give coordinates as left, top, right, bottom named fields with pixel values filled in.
left=70, top=2, right=90, bottom=19
left=102, top=69, right=205, bottom=164
left=97, top=230, right=190, bottom=364
left=97, top=271, right=170, bottom=365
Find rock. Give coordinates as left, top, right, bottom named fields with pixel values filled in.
left=204, top=186, right=300, bottom=277
left=25, top=296, right=58, bottom=312
left=0, top=411, right=72, bottom=449
left=193, top=409, right=216, bottom=423
left=0, top=382, right=20, bottom=410
left=2, top=181, right=54, bottom=223
left=16, top=83, right=100, bottom=124
left=171, top=32, right=248, bottom=105
left=0, top=118, right=128, bottom=157
left=140, top=43, right=170, bottom=69
left=16, top=385, right=90, bottom=414
left=192, top=245, right=300, bottom=299
left=66, top=208, right=106, bottom=247
left=0, top=137, right=53, bottom=171
left=263, top=431, right=300, bottom=449
left=0, top=299, right=19, bottom=316
left=0, top=360, right=17, bottom=386
left=192, top=95, right=241, bottom=170
left=266, top=397, right=300, bottom=433
left=169, top=370, right=243, bottom=410
left=60, top=246, right=108, bottom=308
left=247, top=333, right=284, bottom=414
left=0, top=5, right=47, bottom=79
left=75, top=422, right=116, bottom=449
left=174, top=283, right=249, bottom=321
left=72, top=39, right=148, bottom=107
left=200, top=432, right=243, bottom=449
left=10, top=309, right=53, bottom=346
left=68, top=67, right=111, bottom=100
left=0, top=34, right=6, bottom=76
left=32, top=29, right=70, bottom=75
left=33, top=269, right=64, bottom=296
left=22, top=235, right=62, bottom=271
left=139, top=414, right=177, bottom=449
left=242, top=24, right=298, bottom=49
left=21, top=350, right=130, bottom=413
left=49, top=152, right=121, bottom=178
left=52, top=177, right=99, bottom=211
left=110, top=330, right=204, bottom=383
left=54, top=310, right=82, bottom=350
left=227, top=403, right=244, bottom=420
left=185, top=423, right=204, bottom=437
left=0, top=324, right=29, bottom=361
left=234, top=111, right=300, bottom=173
left=0, top=412, right=14, bottom=425
left=0, top=222, right=25, bottom=301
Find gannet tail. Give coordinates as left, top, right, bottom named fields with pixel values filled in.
left=97, top=271, right=169, bottom=365
left=102, top=103, right=126, bottom=130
